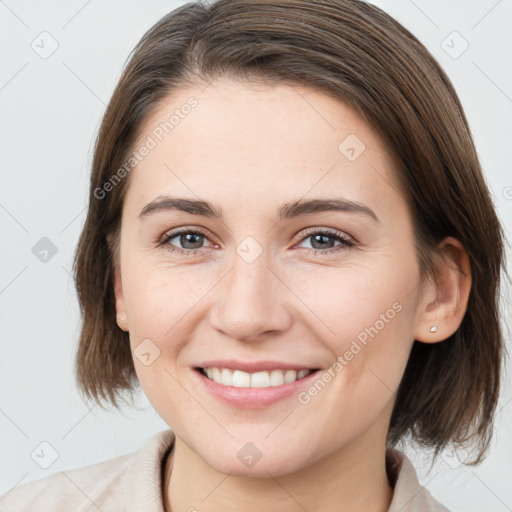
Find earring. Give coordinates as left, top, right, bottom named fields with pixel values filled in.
left=430, top=299, right=439, bottom=333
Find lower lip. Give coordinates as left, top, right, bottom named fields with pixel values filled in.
left=192, top=368, right=321, bottom=408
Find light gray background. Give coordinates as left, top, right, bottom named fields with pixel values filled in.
left=0, top=1, right=511, bottom=510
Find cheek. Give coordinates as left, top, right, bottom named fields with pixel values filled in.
left=287, top=261, right=415, bottom=388
left=122, top=257, right=201, bottom=331
left=123, top=263, right=215, bottom=395
left=287, top=258, right=410, bottom=336
left=289, top=271, right=414, bottom=438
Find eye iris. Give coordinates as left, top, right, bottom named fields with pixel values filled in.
left=311, top=233, right=335, bottom=249
left=181, top=232, right=203, bottom=249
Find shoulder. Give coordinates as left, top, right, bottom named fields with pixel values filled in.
left=387, top=448, right=451, bottom=512
left=0, top=429, right=176, bottom=512
left=0, top=450, right=132, bottom=512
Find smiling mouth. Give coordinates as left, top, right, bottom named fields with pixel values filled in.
left=195, top=367, right=320, bottom=388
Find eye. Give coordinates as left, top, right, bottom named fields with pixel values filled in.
left=158, top=228, right=214, bottom=256
left=294, top=228, right=355, bottom=255
left=158, top=227, right=356, bottom=257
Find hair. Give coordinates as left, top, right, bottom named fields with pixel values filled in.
left=72, top=0, right=506, bottom=465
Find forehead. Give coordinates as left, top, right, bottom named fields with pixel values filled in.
left=125, top=78, right=403, bottom=215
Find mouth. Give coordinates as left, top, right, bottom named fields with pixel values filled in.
left=192, top=366, right=322, bottom=408
left=194, top=367, right=321, bottom=388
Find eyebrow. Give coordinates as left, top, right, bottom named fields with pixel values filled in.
left=139, top=195, right=379, bottom=223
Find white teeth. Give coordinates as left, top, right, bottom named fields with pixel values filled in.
left=270, top=370, right=285, bottom=386
left=297, top=369, right=309, bottom=380
left=232, top=370, right=251, bottom=387
left=247, top=371, right=268, bottom=388
left=222, top=368, right=233, bottom=386
left=202, top=367, right=314, bottom=387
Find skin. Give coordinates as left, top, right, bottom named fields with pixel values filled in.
left=112, top=78, right=471, bottom=512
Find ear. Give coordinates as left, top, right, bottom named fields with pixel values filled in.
left=113, top=267, right=129, bottom=332
left=108, top=233, right=129, bottom=332
left=414, top=236, right=472, bottom=343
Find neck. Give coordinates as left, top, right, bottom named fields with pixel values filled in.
left=163, top=429, right=394, bottom=512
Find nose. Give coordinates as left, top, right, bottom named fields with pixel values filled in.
left=208, top=249, right=293, bottom=343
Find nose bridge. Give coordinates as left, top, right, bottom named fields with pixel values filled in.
left=209, top=238, right=291, bottom=341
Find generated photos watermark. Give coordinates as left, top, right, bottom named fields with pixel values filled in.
left=297, top=301, right=403, bottom=405
left=94, top=96, right=198, bottom=200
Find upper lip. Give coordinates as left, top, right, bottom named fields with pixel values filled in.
left=196, top=359, right=320, bottom=373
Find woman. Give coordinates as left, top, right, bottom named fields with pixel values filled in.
left=1, top=0, right=505, bottom=510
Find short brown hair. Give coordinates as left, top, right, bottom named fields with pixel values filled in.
left=72, top=0, right=506, bottom=465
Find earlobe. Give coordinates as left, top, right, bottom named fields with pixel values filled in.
left=414, top=236, right=472, bottom=344
left=113, top=266, right=129, bottom=332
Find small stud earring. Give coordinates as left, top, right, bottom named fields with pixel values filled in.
left=430, top=299, right=439, bottom=333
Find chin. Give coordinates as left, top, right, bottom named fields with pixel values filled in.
left=200, top=442, right=310, bottom=478
left=212, top=458, right=303, bottom=479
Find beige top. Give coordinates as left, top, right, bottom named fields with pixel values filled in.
left=0, top=429, right=450, bottom=511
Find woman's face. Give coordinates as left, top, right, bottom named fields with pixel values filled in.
left=113, top=78, right=432, bottom=477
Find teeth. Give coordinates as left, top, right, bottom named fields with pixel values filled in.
left=202, top=368, right=313, bottom=387
left=297, top=369, right=310, bottom=380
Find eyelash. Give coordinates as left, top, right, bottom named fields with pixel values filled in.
left=158, top=227, right=356, bottom=257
